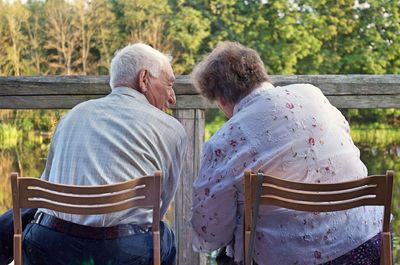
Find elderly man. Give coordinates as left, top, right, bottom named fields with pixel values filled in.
left=2, top=43, right=187, bottom=265
left=190, top=42, right=383, bottom=265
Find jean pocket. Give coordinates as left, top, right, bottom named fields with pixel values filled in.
left=23, top=237, right=50, bottom=265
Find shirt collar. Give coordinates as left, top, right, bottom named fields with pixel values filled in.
left=233, top=82, right=275, bottom=115
left=111, top=86, right=149, bottom=104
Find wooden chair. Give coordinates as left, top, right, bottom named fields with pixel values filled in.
left=244, top=170, right=394, bottom=265
left=11, top=171, right=162, bottom=265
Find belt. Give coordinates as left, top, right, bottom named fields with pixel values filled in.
left=33, top=212, right=152, bottom=240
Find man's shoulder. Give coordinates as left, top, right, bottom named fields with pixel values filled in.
left=69, top=97, right=105, bottom=112
left=157, top=112, right=187, bottom=138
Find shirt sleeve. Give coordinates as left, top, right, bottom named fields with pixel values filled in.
left=40, top=140, right=54, bottom=181
left=191, top=122, right=254, bottom=252
left=161, top=126, right=188, bottom=215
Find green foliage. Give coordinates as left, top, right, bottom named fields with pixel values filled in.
left=167, top=3, right=211, bottom=74
left=0, top=124, right=20, bottom=149
left=0, top=0, right=399, bottom=76
left=344, top=108, right=400, bottom=128
left=12, top=110, right=67, bottom=132
left=205, top=109, right=226, bottom=140
left=90, top=0, right=121, bottom=74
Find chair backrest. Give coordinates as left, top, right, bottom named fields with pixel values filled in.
left=244, top=170, right=394, bottom=265
left=11, top=171, right=162, bottom=265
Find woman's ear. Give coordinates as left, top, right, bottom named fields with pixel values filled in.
left=137, top=69, right=149, bottom=93
left=218, top=97, right=228, bottom=107
left=216, top=96, right=234, bottom=119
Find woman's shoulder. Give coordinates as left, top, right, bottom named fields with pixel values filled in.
left=275, top=83, right=323, bottom=95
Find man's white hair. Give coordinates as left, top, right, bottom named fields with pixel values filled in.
left=109, top=43, right=171, bottom=89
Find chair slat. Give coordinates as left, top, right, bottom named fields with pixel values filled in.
left=260, top=195, right=381, bottom=212
left=18, top=177, right=154, bottom=194
left=19, top=185, right=151, bottom=206
left=261, top=184, right=385, bottom=203
left=24, top=198, right=153, bottom=215
left=263, top=174, right=387, bottom=191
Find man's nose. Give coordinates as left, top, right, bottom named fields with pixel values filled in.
left=168, top=89, right=176, bottom=105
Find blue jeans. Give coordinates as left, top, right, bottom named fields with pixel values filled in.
left=0, top=208, right=37, bottom=265
left=23, top=221, right=176, bottom=265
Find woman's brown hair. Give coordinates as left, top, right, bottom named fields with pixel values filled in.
left=191, top=41, right=269, bottom=104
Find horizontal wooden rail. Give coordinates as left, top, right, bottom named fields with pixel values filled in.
left=0, top=75, right=399, bottom=109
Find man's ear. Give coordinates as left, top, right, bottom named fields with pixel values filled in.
left=137, top=69, right=149, bottom=93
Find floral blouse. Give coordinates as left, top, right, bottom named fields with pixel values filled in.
left=191, top=83, right=383, bottom=265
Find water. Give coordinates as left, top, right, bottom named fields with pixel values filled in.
left=352, top=128, right=400, bottom=263
left=0, top=110, right=399, bottom=263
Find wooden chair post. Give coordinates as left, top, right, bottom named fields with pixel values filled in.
left=10, top=172, right=22, bottom=265
left=153, top=171, right=162, bottom=265
left=380, top=170, right=394, bottom=265
left=244, top=170, right=252, bottom=265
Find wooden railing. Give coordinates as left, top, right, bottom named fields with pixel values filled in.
left=0, top=75, right=399, bottom=265
left=1, top=75, right=399, bottom=109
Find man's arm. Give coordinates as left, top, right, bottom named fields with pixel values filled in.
left=160, top=127, right=188, bottom=216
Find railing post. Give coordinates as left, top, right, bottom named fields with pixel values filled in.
left=173, top=108, right=206, bottom=265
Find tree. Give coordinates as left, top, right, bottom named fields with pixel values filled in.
left=355, top=0, right=400, bottom=74
left=295, top=0, right=400, bottom=74
left=25, top=0, right=47, bottom=74
left=253, top=0, right=324, bottom=74
left=1, top=1, right=29, bottom=76
left=188, top=0, right=254, bottom=50
left=0, top=1, right=8, bottom=75
left=90, top=0, right=121, bottom=74
left=73, top=0, right=94, bottom=75
left=167, top=1, right=210, bottom=74
left=45, top=0, right=79, bottom=75
left=115, top=0, right=173, bottom=51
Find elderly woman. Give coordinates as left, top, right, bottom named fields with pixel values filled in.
left=190, top=41, right=383, bottom=265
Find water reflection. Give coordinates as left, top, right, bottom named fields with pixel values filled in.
left=352, top=128, right=400, bottom=263
left=0, top=110, right=64, bottom=212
